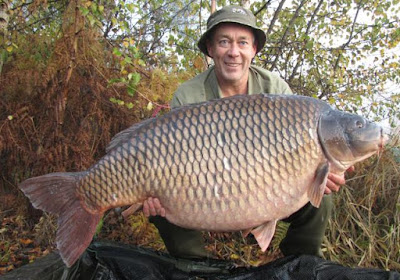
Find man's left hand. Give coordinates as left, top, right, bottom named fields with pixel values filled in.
left=143, top=197, right=166, bottom=217
left=324, top=166, right=355, bottom=194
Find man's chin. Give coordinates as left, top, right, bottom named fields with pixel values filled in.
left=221, top=72, right=242, bottom=81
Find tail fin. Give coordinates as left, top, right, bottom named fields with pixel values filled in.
left=19, top=172, right=102, bottom=267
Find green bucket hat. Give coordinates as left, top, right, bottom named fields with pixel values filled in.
left=197, top=5, right=267, bottom=57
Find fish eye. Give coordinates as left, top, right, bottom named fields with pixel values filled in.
left=356, top=120, right=363, bottom=128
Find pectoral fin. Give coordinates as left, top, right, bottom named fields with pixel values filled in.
left=122, top=203, right=142, bottom=219
left=308, top=162, right=330, bottom=208
left=242, top=228, right=252, bottom=238
left=251, top=220, right=278, bottom=252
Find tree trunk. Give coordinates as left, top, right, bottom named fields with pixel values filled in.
left=204, top=0, right=216, bottom=68
left=0, top=0, right=9, bottom=74
left=0, top=1, right=8, bottom=34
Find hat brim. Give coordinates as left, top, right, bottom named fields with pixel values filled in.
left=197, top=21, right=266, bottom=58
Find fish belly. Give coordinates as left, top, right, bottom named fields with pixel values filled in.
left=163, top=157, right=323, bottom=231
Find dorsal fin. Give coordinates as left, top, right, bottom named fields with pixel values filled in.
left=106, top=118, right=154, bottom=153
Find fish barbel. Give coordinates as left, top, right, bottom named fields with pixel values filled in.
left=19, top=94, right=387, bottom=267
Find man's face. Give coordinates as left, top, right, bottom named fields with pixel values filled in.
left=207, top=23, right=257, bottom=84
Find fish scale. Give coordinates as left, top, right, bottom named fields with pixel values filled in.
left=19, top=94, right=387, bottom=267
left=111, top=95, right=310, bottom=225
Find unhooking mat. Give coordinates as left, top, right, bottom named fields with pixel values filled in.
left=1, top=241, right=399, bottom=280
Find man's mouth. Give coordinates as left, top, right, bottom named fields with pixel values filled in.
left=225, top=62, right=241, bottom=67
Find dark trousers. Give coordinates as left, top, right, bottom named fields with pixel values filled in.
left=150, top=195, right=333, bottom=258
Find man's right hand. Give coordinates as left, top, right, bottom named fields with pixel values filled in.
left=143, top=197, right=166, bottom=217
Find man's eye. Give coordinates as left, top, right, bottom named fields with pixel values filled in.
left=239, top=41, right=249, bottom=46
left=219, top=40, right=229, bottom=46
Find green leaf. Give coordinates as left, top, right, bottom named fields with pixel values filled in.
left=113, top=48, right=122, bottom=56
left=80, top=7, right=90, bottom=16
left=126, top=3, right=135, bottom=12
left=94, top=217, right=104, bottom=237
left=128, top=72, right=141, bottom=86
left=90, top=3, right=97, bottom=12
left=124, top=56, right=132, bottom=64
left=108, top=78, right=123, bottom=85
left=127, top=86, right=136, bottom=96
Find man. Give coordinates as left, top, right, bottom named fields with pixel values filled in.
left=141, top=5, right=349, bottom=259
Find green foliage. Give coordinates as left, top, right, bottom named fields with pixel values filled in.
left=76, top=0, right=400, bottom=126
left=8, top=0, right=395, bottom=124
left=253, top=0, right=400, bottom=125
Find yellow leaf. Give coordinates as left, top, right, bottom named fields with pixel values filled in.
left=6, top=46, right=13, bottom=52
left=391, top=95, right=399, bottom=101
left=122, top=41, right=129, bottom=48
left=20, top=238, right=33, bottom=245
left=147, top=102, right=153, bottom=111
left=230, top=253, right=240, bottom=259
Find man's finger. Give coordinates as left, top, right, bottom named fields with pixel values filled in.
left=153, top=198, right=166, bottom=217
left=143, top=200, right=150, bottom=217
left=324, top=186, right=332, bottom=194
left=148, top=197, right=158, bottom=216
left=347, top=165, right=355, bottom=173
left=328, top=173, right=346, bottom=186
left=326, top=179, right=340, bottom=192
left=160, top=208, right=166, bottom=217
left=153, top=198, right=161, bottom=210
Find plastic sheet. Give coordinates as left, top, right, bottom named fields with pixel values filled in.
left=1, top=241, right=399, bottom=280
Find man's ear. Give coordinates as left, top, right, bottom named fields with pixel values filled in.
left=206, top=40, right=213, bottom=58
left=252, top=39, right=258, bottom=56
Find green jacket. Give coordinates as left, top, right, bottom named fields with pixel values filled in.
left=171, top=65, right=292, bottom=108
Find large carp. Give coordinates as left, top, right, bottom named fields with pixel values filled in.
left=19, top=94, right=387, bottom=267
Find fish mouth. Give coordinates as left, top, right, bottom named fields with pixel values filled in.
left=377, top=129, right=390, bottom=155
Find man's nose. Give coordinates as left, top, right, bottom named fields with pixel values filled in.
left=227, top=43, right=240, bottom=57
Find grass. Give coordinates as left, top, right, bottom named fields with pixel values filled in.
left=325, top=146, right=400, bottom=270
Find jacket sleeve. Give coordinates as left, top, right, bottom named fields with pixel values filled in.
left=170, top=89, right=184, bottom=109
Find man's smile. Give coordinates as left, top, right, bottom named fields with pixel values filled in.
left=225, top=62, right=241, bottom=67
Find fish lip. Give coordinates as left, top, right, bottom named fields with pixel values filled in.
left=375, top=129, right=389, bottom=156
left=379, top=130, right=390, bottom=150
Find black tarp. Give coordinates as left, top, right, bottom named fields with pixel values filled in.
left=1, top=241, right=399, bottom=280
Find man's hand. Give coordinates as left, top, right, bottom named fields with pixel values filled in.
left=143, top=197, right=166, bottom=217
left=324, top=166, right=355, bottom=194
